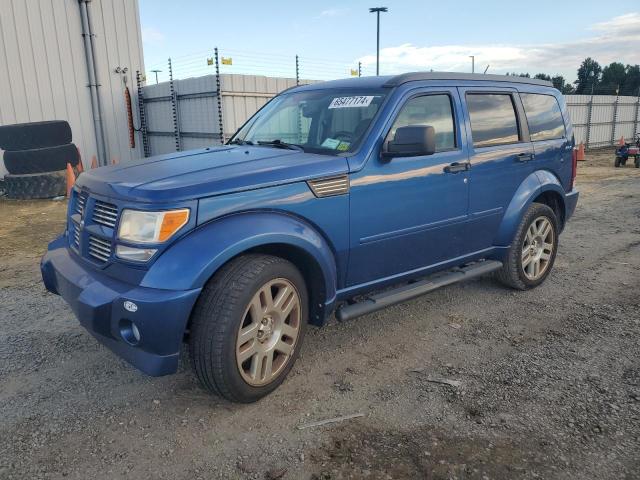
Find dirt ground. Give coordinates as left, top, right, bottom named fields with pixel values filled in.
left=0, top=150, right=639, bottom=480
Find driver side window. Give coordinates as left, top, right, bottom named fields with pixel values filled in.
left=389, top=94, right=456, bottom=152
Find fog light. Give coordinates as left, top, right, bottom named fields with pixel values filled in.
left=120, top=320, right=141, bottom=345
left=131, top=323, right=141, bottom=342
left=116, top=244, right=157, bottom=262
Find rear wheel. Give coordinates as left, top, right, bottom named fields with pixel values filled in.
left=635, top=156, right=640, bottom=168
left=189, top=254, right=307, bottom=403
left=496, top=203, right=558, bottom=290
left=614, top=156, right=623, bottom=167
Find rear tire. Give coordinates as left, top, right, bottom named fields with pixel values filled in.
left=495, top=203, right=559, bottom=290
left=614, top=156, right=622, bottom=167
left=635, top=156, right=640, bottom=168
left=189, top=254, right=308, bottom=403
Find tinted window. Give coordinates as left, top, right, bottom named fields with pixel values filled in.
left=467, top=94, right=520, bottom=147
left=521, top=93, right=565, bottom=141
left=389, top=94, right=456, bottom=151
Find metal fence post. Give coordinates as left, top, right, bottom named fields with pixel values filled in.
left=634, top=88, right=640, bottom=138
left=611, top=94, right=619, bottom=146
left=168, top=58, right=181, bottom=151
left=358, top=61, right=362, bottom=77
left=135, top=70, right=151, bottom=157
left=295, top=55, right=300, bottom=86
left=214, top=47, right=224, bottom=144
left=585, top=95, right=594, bottom=149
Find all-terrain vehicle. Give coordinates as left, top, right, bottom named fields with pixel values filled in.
left=614, top=133, right=640, bottom=168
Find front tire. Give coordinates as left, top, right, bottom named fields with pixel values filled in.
left=614, top=156, right=622, bottom=167
left=189, top=254, right=308, bottom=403
left=496, top=203, right=559, bottom=290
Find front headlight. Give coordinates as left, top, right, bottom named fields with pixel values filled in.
left=118, top=208, right=190, bottom=244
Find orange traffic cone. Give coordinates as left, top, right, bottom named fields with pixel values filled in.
left=619, top=136, right=625, bottom=146
left=66, top=162, right=76, bottom=198
left=576, top=142, right=586, bottom=161
left=90, top=156, right=98, bottom=169
left=75, top=146, right=84, bottom=173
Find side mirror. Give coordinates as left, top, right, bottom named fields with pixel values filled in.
left=383, top=125, right=436, bottom=159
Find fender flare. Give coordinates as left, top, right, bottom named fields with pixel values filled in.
left=140, top=211, right=338, bottom=314
left=494, top=170, right=566, bottom=246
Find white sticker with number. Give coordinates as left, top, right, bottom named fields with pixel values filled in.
left=328, top=96, right=374, bottom=109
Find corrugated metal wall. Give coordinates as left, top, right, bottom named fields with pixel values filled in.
left=565, top=95, right=640, bottom=147
left=141, top=74, right=320, bottom=155
left=0, top=0, right=144, bottom=173
left=141, top=80, right=640, bottom=157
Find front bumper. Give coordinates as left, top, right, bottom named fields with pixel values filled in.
left=41, top=235, right=201, bottom=376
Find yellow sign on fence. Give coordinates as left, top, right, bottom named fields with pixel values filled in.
left=207, top=57, right=213, bottom=66
left=350, top=69, right=358, bottom=77
left=222, top=57, right=233, bottom=65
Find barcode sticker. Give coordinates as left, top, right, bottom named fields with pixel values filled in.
left=328, top=96, right=374, bottom=109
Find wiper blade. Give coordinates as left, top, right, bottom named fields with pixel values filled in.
left=229, top=138, right=253, bottom=145
left=257, top=139, right=303, bottom=151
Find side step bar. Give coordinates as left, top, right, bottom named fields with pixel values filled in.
left=335, top=260, right=503, bottom=322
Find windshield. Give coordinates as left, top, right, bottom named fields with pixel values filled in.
left=230, top=89, right=388, bottom=155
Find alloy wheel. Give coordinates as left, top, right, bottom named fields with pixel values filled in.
left=235, top=278, right=301, bottom=386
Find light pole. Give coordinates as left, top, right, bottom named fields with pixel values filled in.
left=151, top=69, right=162, bottom=84
left=369, top=7, right=387, bottom=76
left=469, top=56, right=475, bottom=74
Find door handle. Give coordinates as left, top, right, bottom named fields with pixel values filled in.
left=516, top=152, right=534, bottom=162
left=443, top=162, right=470, bottom=174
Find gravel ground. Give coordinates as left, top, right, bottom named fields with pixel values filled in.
left=0, top=150, right=639, bottom=480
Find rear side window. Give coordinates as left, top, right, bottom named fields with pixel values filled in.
left=389, top=94, right=456, bottom=151
left=467, top=94, right=520, bottom=147
left=520, top=93, right=565, bottom=141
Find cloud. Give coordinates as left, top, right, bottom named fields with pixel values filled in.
left=591, top=12, right=640, bottom=32
left=357, top=13, right=640, bottom=80
left=319, top=8, right=347, bottom=17
left=141, top=26, right=165, bottom=45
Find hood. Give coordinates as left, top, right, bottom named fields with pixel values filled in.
left=76, top=146, right=349, bottom=202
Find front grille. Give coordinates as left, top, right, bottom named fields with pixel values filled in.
left=72, top=222, right=81, bottom=249
left=76, top=191, right=88, bottom=216
left=88, top=235, right=112, bottom=263
left=93, top=200, right=118, bottom=228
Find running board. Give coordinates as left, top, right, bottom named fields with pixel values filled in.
left=335, top=260, right=503, bottom=322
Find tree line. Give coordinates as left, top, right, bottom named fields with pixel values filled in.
left=506, top=58, right=640, bottom=96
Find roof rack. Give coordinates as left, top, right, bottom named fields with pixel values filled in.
left=383, top=72, right=553, bottom=88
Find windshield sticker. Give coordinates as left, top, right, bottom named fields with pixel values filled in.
left=321, top=138, right=341, bottom=149
left=328, top=96, right=374, bottom=109
left=336, top=141, right=350, bottom=151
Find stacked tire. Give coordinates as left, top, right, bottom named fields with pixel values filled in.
left=0, top=121, right=80, bottom=199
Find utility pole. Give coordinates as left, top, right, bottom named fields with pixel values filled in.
left=369, top=7, right=388, bottom=76
left=151, top=69, right=161, bottom=84
left=469, top=56, right=475, bottom=74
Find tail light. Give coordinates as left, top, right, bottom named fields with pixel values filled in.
left=570, top=147, right=578, bottom=190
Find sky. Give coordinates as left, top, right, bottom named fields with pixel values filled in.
left=139, top=0, right=640, bottom=82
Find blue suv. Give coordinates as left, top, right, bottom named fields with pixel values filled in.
left=41, top=73, right=579, bottom=402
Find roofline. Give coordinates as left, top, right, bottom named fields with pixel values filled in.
left=383, top=72, right=554, bottom=88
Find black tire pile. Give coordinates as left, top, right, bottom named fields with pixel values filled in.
left=0, top=121, right=80, bottom=199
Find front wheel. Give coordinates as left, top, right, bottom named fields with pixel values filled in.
left=495, top=203, right=559, bottom=290
left=189, top=254, right=308, bottom=403
left=614, top=156, right=623, bottom=167
left=635, top=156, right=640, bottom=168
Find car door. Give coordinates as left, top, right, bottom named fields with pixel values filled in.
left=347, top=88, right=470, bottom=287
left=459, top=87, right=534, bottom=252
